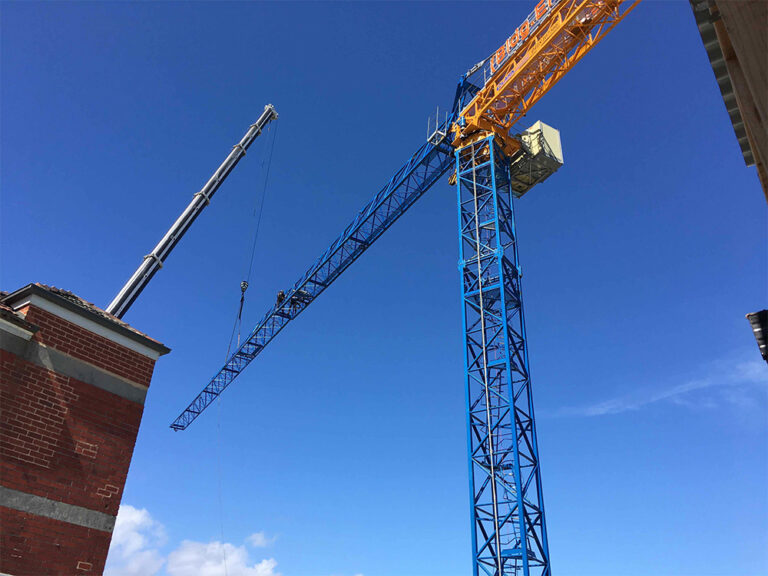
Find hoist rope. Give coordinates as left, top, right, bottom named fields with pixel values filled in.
left=224, top=121, right=279, bottom=357
left=216, top=399, right=229, bottom=576
left=245, top=121, right=279, bottom=289
left=216, top=119, right=279, bottom=576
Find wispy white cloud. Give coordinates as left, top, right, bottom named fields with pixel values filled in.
left=558, top=357, right=768, bottom=418
left=247, top=532, right=277, bottom=548
left=167, top=540, right=279, bottom=576
left=105, top=506, right=280, bottom=576
left=104, top=505, right=166, bottom=576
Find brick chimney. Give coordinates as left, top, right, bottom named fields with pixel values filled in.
left=0, top=284, right=169, bottom=575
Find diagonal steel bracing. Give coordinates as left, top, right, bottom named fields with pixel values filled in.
left=456, top=135, right=549, bottom=576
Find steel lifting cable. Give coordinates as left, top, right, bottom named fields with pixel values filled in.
left=225, top=121, right=279, bottom=357
left=216, top=120, right=279, bottom=576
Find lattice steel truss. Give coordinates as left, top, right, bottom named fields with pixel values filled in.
left=456, top=135, right=549, bottom=576
left=171, top=120, right=457, bottom=431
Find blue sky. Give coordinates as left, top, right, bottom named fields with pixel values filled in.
left=2, top=1, right=767, bottom=575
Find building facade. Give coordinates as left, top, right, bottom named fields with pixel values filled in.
left=0, top=284, right=169, bottom=575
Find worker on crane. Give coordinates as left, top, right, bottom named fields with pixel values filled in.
left=289, top=289, right=312, bottom=314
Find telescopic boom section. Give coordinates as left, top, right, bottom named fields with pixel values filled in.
left=106, top=105, right=278, bottom=319
left=452, top=0, right=639, bottom=154
left=170, top=121, right=457, bottom=430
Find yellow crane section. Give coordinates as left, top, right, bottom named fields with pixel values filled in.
left=452, top=0, right=640, bottom=157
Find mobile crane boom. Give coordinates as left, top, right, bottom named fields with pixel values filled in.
left=106, top=105, right=278, bottom=319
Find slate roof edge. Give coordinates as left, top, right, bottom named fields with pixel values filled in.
left=2, top=283, right=170, bottom=356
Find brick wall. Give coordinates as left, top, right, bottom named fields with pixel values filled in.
left=1, top=508, right=111, bottom=575
left=0, top=285, right=168, bottom=576
left=21, top=306, right=156, bottom=387
left=0, top=349, right=143, bottom=515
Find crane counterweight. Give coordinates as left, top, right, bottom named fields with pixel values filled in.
left=510, top=121, right=563, bottom=197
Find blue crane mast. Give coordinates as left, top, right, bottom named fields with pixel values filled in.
left=456, top=134, right=552, bottom=575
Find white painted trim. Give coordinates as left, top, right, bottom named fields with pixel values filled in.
left=0, top=317, right=35, bottom=341
left=13, top=295, right=162, bottom=360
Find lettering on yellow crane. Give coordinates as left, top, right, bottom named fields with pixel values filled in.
left=490, top=0, right=554, bottom=74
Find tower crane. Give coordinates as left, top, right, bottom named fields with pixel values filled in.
left=171, top=1, right=639, bottom=574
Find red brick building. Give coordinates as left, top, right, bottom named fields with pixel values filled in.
left=0, top=284, right=169, bottom=575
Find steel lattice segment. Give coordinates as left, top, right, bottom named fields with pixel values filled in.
left=456, top=135, right=549, bottom=576
left=170, top=122, right=457, bottom=430
left=456, top=0, right=640, bottom=150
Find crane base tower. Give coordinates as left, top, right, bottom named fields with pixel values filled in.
left=456, top=129, right=561, bottom=576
